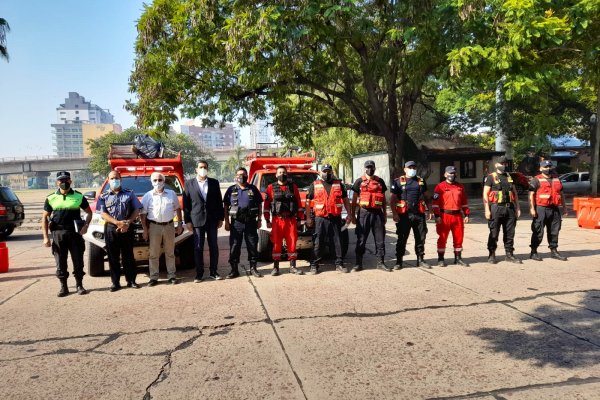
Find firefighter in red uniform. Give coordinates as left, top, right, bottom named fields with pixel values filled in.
left=351, top=160, right=390, bottom=272
left=431, top=166, right=470, bottom=267
left=306, top=164, right=353, bottom=274
left=528, top=160, right=568, bottom=261
left=264, top=166, right=304, bottom=276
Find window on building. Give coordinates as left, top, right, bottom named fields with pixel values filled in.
left=460, top=160, right=476, bottom=179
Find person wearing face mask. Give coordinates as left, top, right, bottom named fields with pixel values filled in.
left=223, top=167, right=264, bottom=278
left=183, top=160, right=224, bottom=282
left=42, top=171, right=93, bottom=297
left=390, top=161, right=432, bottom=269
left=528, top=160, right=568, bottom=261
left=483, top=156, right=522, bottom=264
left=141, top=172, right=184, bottom=286
left=431, top=166, right=470, bottom=267
left=263, top=166, right=304, bottom=275
left=305, top=164, right=353, bottom=274
left=351, top=160, right=389, bottom=272
left=97, top=170, right=143, bottom=291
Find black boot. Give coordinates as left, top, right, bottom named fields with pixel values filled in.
left=353, top=255, right=363, bottom=272
left=454, top=251, right=469, bottom=267
left=271, top=260, right=280, bottom=276
left=529, top=250, right=542, bottom=261
left=550, top=248, right=567, bottom=261
left=75, top=278, right=87, bottom=295
left=437, top=253, right=446, bottom=267
left=417, top=255, right=431, bottom=269
left=227, top=264, right=240, bottom=279
left=394, top=257, right=403, bottom=270
left=505, top=252, right=522, bottom=264
left=249, top=263, right=263, bottom=278
left=289, top=259, right=304, bottom=275
left=376, top=258, right=392, bottom=272
left=487, top=251, right=497, bottom=264
left=57, top=279, right=69, bottom=297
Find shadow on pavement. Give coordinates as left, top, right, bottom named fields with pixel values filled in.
left=468, top=291, right=600, bottom=368
left=0, top=273, right=56, bottom=282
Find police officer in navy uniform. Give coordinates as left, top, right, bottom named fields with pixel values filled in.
left=97, top=170, right=143, bottom=291
left=223, top=167, right=264, bottom=278
left=351, top=160, right=390, bottom=272
left=42, top=171, right=93, bottom=297
left=483, top=156, right=522, bottom=264
left=528, top=160, right=568, bottom=261
left=305, top=164, right=353, bottom=274
left=390, top=161, right=432, bottom=269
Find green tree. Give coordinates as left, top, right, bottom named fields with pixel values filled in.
left=222, top=146, right=247, bottom=181
left=128, top=0, right=464, bottom=177
left=87, top=127, right=213, bottom=176
left=0, top=18, right=9, bottom=62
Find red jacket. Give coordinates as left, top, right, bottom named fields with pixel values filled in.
left=431, top=181, right=470, bottom=216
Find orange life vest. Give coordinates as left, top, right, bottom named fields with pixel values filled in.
left=534, top=174, right=562, bottom=207
left=312, top=179, right=344, bottom=217
left=487, top=172, right=515, bottom=204
left=394, top=176, right=427, bottom=214
left=358, top=175, right=385, bottom=209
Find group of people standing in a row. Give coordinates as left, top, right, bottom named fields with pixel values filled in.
left=42, top=156, right=568, bottom=297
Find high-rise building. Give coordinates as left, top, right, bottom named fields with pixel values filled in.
left=249, top=119, right=278, bottom=149
left=181, top=121, right=240, bottom=150
left=52, top=92, right=117, bottom=157
left=82, top=123, right=123, bottom=156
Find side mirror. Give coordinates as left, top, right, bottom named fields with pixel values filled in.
left=83, top=191, right=96, bottom=201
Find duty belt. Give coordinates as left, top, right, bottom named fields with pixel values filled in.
left=440, top=209, right=461, bottom=215
left=148, top=219, right=173, bottom=225
left=494, top=203, right=513, bottom=207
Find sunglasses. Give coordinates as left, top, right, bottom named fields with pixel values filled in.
left=152, top=179, right=164, bottom=182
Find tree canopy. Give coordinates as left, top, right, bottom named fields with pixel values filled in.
left=0, top=18, right=9, bottom=62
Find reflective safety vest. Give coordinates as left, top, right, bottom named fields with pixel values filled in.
left=487, top=172, right=515, bottom=204
left=313, top=179, right=344, bottom=217
left=358, top=175, right=385, bottom=209
left=271, top=182, right=298, bottom=217
left=534, top=174, right=562, bottom=207
left=394, top=176, right=427, bottom=214
left=229, top=185, right=260, bottom=220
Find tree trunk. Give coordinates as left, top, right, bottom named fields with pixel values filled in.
left=386, top=129, right=421, bottom=180
left=591, top=85, right=600, bottom=197
left=495, top=76, right=514, bottom=169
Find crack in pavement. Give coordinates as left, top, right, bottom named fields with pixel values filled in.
left=425, top=375, right=600, bottom=399
left=546, top=296, right=600, bottom=315
left=0, top=279, right=40, bottom=306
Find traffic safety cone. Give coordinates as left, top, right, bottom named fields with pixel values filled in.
left=0, top=242, right=9, bottom=273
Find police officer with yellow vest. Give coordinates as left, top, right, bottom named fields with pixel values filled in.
left=42, top=171, right=93, bottom=297
left=223, top=167, right=264, bottom=278
left=351, top=160, right=390, bottom=272
left=306, top=164, right=353, bottom=274
left=390, top=161, right=431, bottom=269
left=483, top=156, right=522, bottom=264
left=528, top=160, right=568, bottom=261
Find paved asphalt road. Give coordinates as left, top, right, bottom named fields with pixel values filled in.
left=0, top=190, right=599, bottom=399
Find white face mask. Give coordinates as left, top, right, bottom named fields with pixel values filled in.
left=406, top=169, right=417, bottom=178
left=197, top=168, right=208, bottom=178
left=152, top=181, right=165, bottom=190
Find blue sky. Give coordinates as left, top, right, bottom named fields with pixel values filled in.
left=1, top=0, right=242, bottom=159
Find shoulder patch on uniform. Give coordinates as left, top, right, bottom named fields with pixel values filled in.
left=432, top=193, right=439, bottom=200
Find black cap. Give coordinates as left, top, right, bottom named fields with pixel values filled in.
left=497, top=156, right=508, bottom=163
left=321, top=164, right=333, bottom=171
left=540, top=160, right=553, bottom=167
left=445, top=166, right=457, bottom=174
left=56, top=171, right=71, bottom=180
left=364, top=160, right=375, bottom=168
left=405, top=161, right=416, bottom=168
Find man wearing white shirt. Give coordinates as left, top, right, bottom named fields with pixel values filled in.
left=141, top=172, right=184, bottom=286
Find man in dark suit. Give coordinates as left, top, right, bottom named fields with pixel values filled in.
left=183, top=160, right=224, bottom=281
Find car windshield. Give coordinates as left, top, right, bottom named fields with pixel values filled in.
left=260, top=172, right=319, bottom=192
left=100, top=175, right=183, bottom=196
left=0, top=187, right=19, bottom=202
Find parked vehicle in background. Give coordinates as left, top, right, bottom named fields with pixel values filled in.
left=0, top=186, right=25, bottom=238
left=560, top=172, right=591, bottom=194
left=82, top=145, right=194, bottom=276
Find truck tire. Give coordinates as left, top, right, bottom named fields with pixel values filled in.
left=0, top=225, right=14, bottom=238
left=257, top=229, right=273, bottom=261
left=87, top=243, right=106, bottom=277
left=176, top=236, right=195, bottom=270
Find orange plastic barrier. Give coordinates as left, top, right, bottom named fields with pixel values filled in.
left=0, top=242, right=8, bottom=273
left=576, top=198, right=600, bottom=229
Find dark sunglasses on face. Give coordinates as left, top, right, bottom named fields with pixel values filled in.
left=152, top=179, right=164, bottom=182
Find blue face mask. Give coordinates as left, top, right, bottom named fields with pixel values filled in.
left=109, top=179, right=121, bottom=190
left=406, top=169, right=417, bottom=178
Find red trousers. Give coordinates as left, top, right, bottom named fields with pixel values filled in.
left=436, top=213, right=464, bottom=253
left=271, top=216, right=298, bottom=260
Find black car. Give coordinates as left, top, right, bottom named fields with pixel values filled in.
left=0, top=186, right=25, bottom=238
